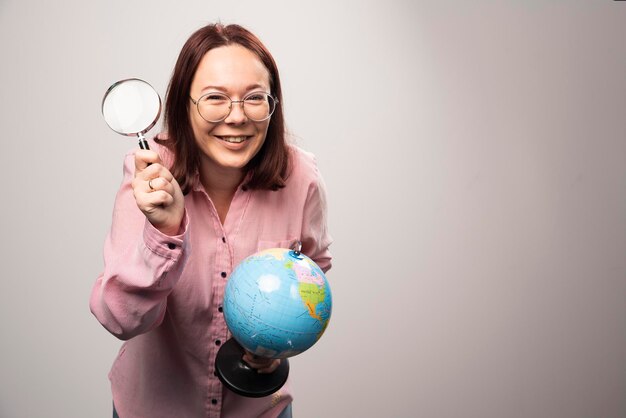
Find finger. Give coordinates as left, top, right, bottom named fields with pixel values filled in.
left=242, top=353, right=265, bottom=367
left=132, top=171, right=164, bottom=193
left=134, top=150, right=162, bottom=171
left=242, top=352, right=263, bottom=363
left=141, top=190, right=175, bottom=210
left=256, top=359, right=281, bottom=374
left=242, top=353, right=279, bottom=370
left=137, top=163, right=169, bottom=180
left=146, top=177, right=173, bottom=193
left=142, top=166, right=175, bottom=187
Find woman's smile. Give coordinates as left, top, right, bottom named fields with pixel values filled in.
left=216, top=135, right=252, bottom=144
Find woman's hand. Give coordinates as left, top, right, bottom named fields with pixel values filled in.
left=132, top=149, right=185, bottom=236
left=242, top=351, right=281, bottom=374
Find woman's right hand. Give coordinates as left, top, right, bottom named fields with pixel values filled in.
left=132, top=149, right=185, bottom=236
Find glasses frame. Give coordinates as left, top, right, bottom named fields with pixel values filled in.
left=190, top=91, right=279, bottom=123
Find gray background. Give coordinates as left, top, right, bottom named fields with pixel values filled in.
left=1, top=1, right=625, bottom=417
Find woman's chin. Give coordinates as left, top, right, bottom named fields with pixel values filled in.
left=210, top=153, right=252, bottom=171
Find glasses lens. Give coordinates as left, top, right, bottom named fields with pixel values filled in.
left=197, top=93, right=231, bottom=122
left=244, top=93, right=276, bottom=121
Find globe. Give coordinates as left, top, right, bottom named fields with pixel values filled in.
left=223, top=247, right=332, bottom=359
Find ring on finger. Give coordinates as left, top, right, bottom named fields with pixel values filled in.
left=148, top=179, right=156, bottom=190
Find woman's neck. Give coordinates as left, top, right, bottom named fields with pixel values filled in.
left=199, top=158, right=246, bottom=224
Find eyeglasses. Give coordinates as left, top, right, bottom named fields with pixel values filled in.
left=190, top=91, right=278, bottom=123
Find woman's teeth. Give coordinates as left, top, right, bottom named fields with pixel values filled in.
left=219, top=136, right=248, bottom=143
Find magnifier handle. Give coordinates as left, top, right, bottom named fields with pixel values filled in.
left=138, top=136, right=150, bottom=150
left=137, top=134, right=152, bottom=166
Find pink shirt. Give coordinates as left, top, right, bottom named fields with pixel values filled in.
left=90, top=139, right=332, bottom=418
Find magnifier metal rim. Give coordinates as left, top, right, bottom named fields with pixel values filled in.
left=101, top=78, right=162, bottom=137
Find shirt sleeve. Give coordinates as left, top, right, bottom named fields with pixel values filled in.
left=301, top=164, right=333, bottom=273
left=89, top=152, right=190, bottom=340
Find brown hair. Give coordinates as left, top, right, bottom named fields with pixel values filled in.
left=157, top=23, right=289, bottom=194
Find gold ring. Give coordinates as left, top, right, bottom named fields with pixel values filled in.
left=148, top=179, right=155, bottom=190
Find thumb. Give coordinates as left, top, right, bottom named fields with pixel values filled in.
left=134, top=149, right=162, bottom=172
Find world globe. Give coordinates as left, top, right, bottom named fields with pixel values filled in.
left=223, top=247, right=332, bottom=359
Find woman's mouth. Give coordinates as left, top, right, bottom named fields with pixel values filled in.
left=216, top=135, right=251, bottom=144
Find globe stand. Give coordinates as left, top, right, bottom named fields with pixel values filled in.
left=215, top=338, right=290, bottom=398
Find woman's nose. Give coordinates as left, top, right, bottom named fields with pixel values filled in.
left=224, top=101, right=248, bottom=124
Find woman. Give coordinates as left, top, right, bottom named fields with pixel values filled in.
left=90, top=23, right=332, bottom=418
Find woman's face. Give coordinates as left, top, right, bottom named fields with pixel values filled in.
left=189, top=44, right=272, bottom=174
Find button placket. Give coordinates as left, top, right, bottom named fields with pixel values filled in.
left=207, top=222, right=226, bottom=416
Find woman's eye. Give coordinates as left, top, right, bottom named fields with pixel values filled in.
left=246, top=94, right=266, bottom=102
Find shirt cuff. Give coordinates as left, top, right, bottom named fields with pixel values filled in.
left=141, top=211, right=189, bottom=260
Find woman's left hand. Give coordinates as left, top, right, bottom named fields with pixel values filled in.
left=242, top=351, right=281, bottom=374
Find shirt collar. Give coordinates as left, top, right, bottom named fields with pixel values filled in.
left=190, top=169, right=253, bottom=193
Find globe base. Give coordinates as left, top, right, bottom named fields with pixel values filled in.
left=215, top=338, right=290, bottom=398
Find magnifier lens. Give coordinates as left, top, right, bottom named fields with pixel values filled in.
left=102, top=79, right=161, bottom=137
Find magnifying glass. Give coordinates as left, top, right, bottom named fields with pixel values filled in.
left=101, top=78, right=161, bottom=150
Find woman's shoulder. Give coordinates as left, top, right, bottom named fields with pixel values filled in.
left=287, top=143, right=322, bottom=185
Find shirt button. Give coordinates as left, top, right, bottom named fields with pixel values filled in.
left=221, top=272, right=227, bottom=278
left=211, top=399, right=218, bottom=405
left=167, top=243, right=176, bottom=250
left=215, top=339, right=221, bottom=346
left=218, top=306, right=223, bottom=313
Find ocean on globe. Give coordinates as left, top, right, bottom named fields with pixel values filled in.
left=223, top=248, right=332, bottom=359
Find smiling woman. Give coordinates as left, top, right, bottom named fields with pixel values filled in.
left=161, top=24, right=289, bottom=197
left=189, top=45, right=272, bottom=179
left=89, top=23, right=332, bottom=418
